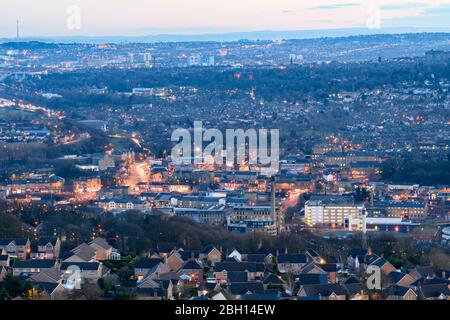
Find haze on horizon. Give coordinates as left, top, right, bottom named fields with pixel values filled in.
left=1, top=0, right=450, bottom=38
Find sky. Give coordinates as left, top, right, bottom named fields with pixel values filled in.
left=1, top=0, right=450, bottom=38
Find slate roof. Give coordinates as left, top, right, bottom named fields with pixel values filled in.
left=215, top=262, right=262, bottom=273
left=243, top=293, right=279, bottom=300
left=388, top=271, right=409, bottom=284
left=0, top=238, right=29, bottom=246
left=246, top=254, right=266, bottom=263
left=229, top=282, right=265, bottom=295
left=60, top=262, right=101, bottom=271
left=343, top=283, right=368, bottom=296
left=420, top=284, right=450, bottom=299
left=342, top=276, right=360, bottom=284
left=135, top=258, right=163, bottom=269
left=180, top=260, right=203, bottom=270
left=89, top=238, right=112, bottom=250
left=13, top=259, right=57, bottom=269
left=297, top=273, right=328, bottom=285
left=37, top=237, right=58, bottom=246
left=278, top=254, right=307, bottom=264
left=320, top=263, right=338, bottom=272
left=34, top=282, right=61, bottom=294
left=227, top=271, right=248, bottom=283
left=300, top=284, right=347, bottom=297
left=305, top=248, right=320, bottom=258
left=348, top=248, right=368, bottom=258
left=263, top=274, right=285, bottom=285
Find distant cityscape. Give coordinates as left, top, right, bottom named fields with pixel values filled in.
left=0, top=32, right=449, bottom=301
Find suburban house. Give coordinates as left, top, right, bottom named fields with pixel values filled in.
left=33, top=282, right=68, bottom=300
left=227, top=248, right=246, bottom=262
left=297, top=284, right=347, bottom=300
left=347, top=248, right=368, bottom=271
left=263, top=274, right=288, bottom=291
left=277, top=254, right=307, bottom=274
left=199, top=245, right=222, bottom=266
left=0, top=238, right=31, bottom=260
left=384, top=285, right=418, bottom=300
left=342, top=282, right=370, bottom=300
left=367, top=255, right=397, bottom=275
left=60, top=261, right=109, bottom=283
left=419, top=284, right=450, bottom=300
left=29, top=268, right=63, bottom=284
left=166, top=250, right=185, bottom=272
left=34, top=237, right=61, bottom=260
left=227, top=282, right=265, bottom=300
left=214, top=262, right=265, bottom=281
left=88, top=238, right=113, bottom=261
left=134, top=258, right=170, bottom=281
left=297, top=273, right=328, bottom=286
left=388, top=271, right=416, bottom=287
left=12, top=259, right=59, bottom=276
left=0, top=252, right=10, bottom=267
left=178, top=260, right=204, bottom=283
left=63, top=243, right=97, bottom=263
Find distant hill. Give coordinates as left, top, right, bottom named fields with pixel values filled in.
left=2, top=27, right=450, bottom=44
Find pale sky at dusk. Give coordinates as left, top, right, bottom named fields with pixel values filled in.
left=1, top=0, right=450, bottom=38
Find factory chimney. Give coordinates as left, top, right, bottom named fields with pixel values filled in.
left=271, top=176, right=278, bottom=235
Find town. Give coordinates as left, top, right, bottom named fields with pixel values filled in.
left=0, top=33, right=449, bottom=301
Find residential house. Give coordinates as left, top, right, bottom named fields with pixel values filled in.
left=277, top=254, right=307, bottom=274
left=227, top=248, right=245, bottom=262
left=263, top=274, right=288, bottom=291
left=134, top=287, right=165, bottom=300
left=342, top=282, right=370, bottom=300
left=33, top=282, right=68, bottom=300
left=228, top=282, right=265, bottom=300
left=367, top=255, right=397, bottom=275
left=0, top=253, right=10, bottom=267
left=35, top=237, right=61, bottom=259
left=200, top=245, right=222, bottom=266
left=227, top=271, right=248, bottom=284
left=214, top=262, right=265, bottom=281
left=305, top=248, right=323, bottom=263
left=88, top=238, right=113, bottom=261
left=297, top=274, right=328, bottom=286
left=29, top=268, right=63, bottom=284
left=301, top=262, right=338, bottom=283
left=12, top=259, right=59, bottom=276
left=0, top=238, right=31, bottom=260
left=384, top=285, right=418, bottom=300
left=60, top=261, right=108, bottom=284
left=388, top=271, right=416, bottom=287
left=134, top=258, right=170, bottom=281
left=178, top=260, right=204, bottom=283
left=246, top=254, right=266, bottom=264
left=63, top=243, right=97, bottom=263
left=347, top=248, right=368, bottom=271
left=419, top=284, right=450, bottom=300
left=297, top=284, right=347, bottom=300
left=166, top=250, right=185, bottom=272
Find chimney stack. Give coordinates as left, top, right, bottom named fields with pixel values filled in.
left=271, top=176, right=277, bottom=234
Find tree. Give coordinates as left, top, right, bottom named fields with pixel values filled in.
left=0, top=288, right=11, bottom=300
left=0, top=214, right=24, bottom=238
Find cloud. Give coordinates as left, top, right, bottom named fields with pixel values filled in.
left=310, top=3, right=361, bottom=10
left=380, top=2, right=428, bottom=10
left=424, top=4, right=450, bottom=15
